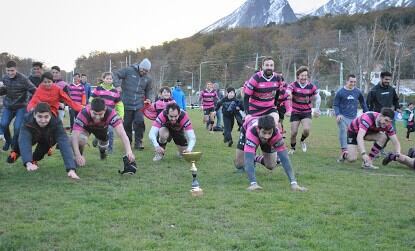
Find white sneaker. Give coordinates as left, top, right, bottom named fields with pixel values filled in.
left=361, top=162, right=379, bottom=170
left=288, top=149, right=295, bottom=155
left=0, top=134, right=5, bottom=142
left=291, top=183, right=308, bottom=192
left=301, top=141, right=307, bottom=152
left=247, top=183, right=263, bottom=191
left=153, top=152, right=164, bottom=162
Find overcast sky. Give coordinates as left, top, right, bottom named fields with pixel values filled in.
left=1, top=0, right=329, bottom=70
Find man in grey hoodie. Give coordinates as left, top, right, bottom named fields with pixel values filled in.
left=113, top=58, right=153, bottom=150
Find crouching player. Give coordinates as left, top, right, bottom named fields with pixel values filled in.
left=149, top=103, right=196, bottom=161
left=71, top=97, right=135, bottom=167
left=235, top=115, right=307, bottom=191
left=342, top=108, right=400, bottom=169
left=17, top=102, right=79, bottom=179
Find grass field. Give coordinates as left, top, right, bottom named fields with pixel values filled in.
left=1, top=110, right=415, bottom=250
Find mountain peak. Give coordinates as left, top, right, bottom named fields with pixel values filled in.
left=311, top=0, right=415, bottom=16
left=200, top=0, right=297, bottom=33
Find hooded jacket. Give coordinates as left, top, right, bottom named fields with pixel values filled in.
left=113, top=64, right=153, bottom=110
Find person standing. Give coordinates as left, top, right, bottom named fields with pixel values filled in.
left=199, top=81, right=218, bottom=132
left=172, top=80, right=186, bottom=111
left=81, top=74, right=92, bottom=104
left=333, top=74, right=368, bottom=161
left=0, top=61, right=36, bottom=153
left=366, top=71, right=400, bottom=113
left=29, top=62, right=43, bottom=87
left=402, top=103, right=415, bottom=140
left=51, top=66, right=70, bottom=121
left=113, top=58, right=153, bottom=150
left=68, top=73, right=86, bottom=130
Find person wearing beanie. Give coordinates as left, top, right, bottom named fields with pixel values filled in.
left=113, top=58, right=154, bottom=150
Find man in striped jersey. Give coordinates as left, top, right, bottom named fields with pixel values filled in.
left=243, top=57, right=281, bottom=125
left=149, top=103, right=196, bottom=161
left=68, top=73, right=86, bottom=130
left=286, top=66, right=321, bottom=154
left=343, top=108, right=400, bottom=169
left=71, top=97, right=135, bottom=167
left=199, top=81, right=218, bottom=132
left=237, top=115, right=307, bottom=192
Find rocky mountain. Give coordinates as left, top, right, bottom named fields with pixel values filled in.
left=311, top=0, right=415, bottom=16
left=200, top=0, right=297, bottom=33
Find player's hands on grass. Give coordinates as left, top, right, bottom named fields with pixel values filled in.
left=75, top=154, right=86, bottom=167
left=362, top=154, right=371, bottom=165
left=67, top=170, right=80, bottom=180
left=155, top=146, right=165, bottom=155
left=26, top=162, right=39, bottom=171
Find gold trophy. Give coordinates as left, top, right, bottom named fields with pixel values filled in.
left=182, top=152, right=203, bottom=197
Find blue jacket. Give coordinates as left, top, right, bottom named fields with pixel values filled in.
left=172, top=86, right=186, bottom=110
left=333, top=87, right=368, bottom=119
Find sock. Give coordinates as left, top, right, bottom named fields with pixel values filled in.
left=300, top=134, right=307, bottom=142
left=369, top=142, right=382, bottom=159
left=254, top=155, right=265, bottom=166
left=290, top=143, right=296, bottom=150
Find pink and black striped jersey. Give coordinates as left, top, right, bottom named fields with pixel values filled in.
left=278, top=81, right=290, bottom=110
left=244, top=71, right=281, bottom=116
left=68, top=83, right=85, bottom=104
left=153, top=110, right=193, bottom=132
left=348, top=112, right=395, bottom=136
left=288, top=81, right=318, bottom=114
left=244, top=123, right=286, bottom=153
left=91, top=86, right=121, bottom=109
left=154, top=98, right=176, bottom=115
left=199, top=89, right=218, bottom=110
left=73, top=105, right=122, bottom=132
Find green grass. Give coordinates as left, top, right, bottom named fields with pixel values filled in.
left=1, top=111, right=415, bottom=250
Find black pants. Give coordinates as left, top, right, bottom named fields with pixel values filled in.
left=124, top=109, right=145, bottom=146
left=69, top=108, right=79, bottom=130
left=223, top=114, right=235, bottom=142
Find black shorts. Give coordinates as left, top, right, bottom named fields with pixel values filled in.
left=203, top=108, right=215, bottom=116
left=290, top=112, right=312, bottom=122
left=86, top=127, right=109, bottom=142
left=158, top=129, right=188, bottom=147
left=236, top=127, right=274, bottom=153
left=347, top=131, right=381, bottom=145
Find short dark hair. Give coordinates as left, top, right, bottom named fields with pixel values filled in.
left=73, top=73, right=80, bottom=77
left=32, top=62, right=43, bottom=68
left=34, top=102, right=51, bottom=114
left=166, top=102, right=181, bottom=113
left=258, top=115, right=275, bottom=131
left=380, top=107, right=395, bottom=120
left=81, top=73, right=87, bottom=77
left=6, top=61, right=17, bottom=68
left=381, top=71, right=392, bottom=78
left=159, top=86, right=171, bottom=94
left=262, top=56, right=274, bottom=65
left=40, top=72, right=53, bottom=82
left=347, top=74, right=356, bottom=79
left=51, top=66, right=61, bottom=72
left=91, top=97, right=106, bottom=112
left=226, top=87, right=235, bottom=93
left=296, top=66, right=309, bottom=77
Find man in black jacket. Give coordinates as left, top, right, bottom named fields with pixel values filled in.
left=14, top=102, right=79, bottom=179
left=0, top=61, right=36, bottom=152
left=28, top=62, right=43, bottom=87
left=366, top=71, right=400, bottom=113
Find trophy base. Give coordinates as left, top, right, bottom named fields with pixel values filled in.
left=190, top=187, right=203, bottom=197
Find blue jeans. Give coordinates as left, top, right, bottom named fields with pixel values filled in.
left=0, top=107, right=27, bottom=150
left=216, top=109, right=223, bottom=128
left=108, top=126, right=114, bottom=150
left=337, top=116, right=353, bottom=150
